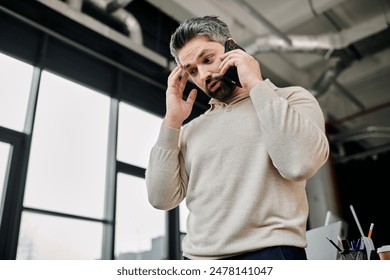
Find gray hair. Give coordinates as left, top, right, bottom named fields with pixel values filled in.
left=169, top=15, right=231, bottom=64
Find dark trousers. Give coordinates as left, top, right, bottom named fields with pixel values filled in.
left=184, top=246, right=307, bottom=260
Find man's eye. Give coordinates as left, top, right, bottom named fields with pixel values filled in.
left=189, top=69, right=197, bottom=76
left=205, top=56, right=212, bottom=63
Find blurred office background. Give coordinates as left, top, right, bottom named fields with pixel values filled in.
left=0, top=0, right=389, bottom=260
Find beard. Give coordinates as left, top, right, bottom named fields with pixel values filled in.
left=204, top=78, right=237, bottom=101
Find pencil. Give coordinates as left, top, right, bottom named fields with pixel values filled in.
left=326, top=236, right=342, bottom=252
left=368, top=223, right=374, bottom=238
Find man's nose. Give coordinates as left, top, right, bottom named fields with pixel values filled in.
left=198, top=66, right=212, bottom=81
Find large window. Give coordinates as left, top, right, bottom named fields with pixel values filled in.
left=17, top=212, right=103, bottom=260
left=117, top=102, right=162, bottom=168
left=115, top=173, right=165, bottom=260
left=0, top=31, right=172, bottom=260
left=16, top=71, right=111, bottom=259
left=115, top=102, right=165, bottom=259
left=0, top=142, right=11, bottom=222
left=23, top=71, right=110, bottom=219
left=0, top=52, right=33, bottom=132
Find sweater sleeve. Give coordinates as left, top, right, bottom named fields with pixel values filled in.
left=145, top=124, right=188, bottom=210
left=250, top=79, right=330, bottom=181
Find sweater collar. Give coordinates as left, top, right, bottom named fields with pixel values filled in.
left=208, top=92, right=250, bottom=110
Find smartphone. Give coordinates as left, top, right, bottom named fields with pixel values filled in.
left=223, top=39, right=245, bottom=87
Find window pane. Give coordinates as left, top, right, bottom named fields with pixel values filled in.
left=0, top=52, right=33, bottom=132
left=17, top=212, right=103, bottom=259
left=115, top=173, right=165, bottom=259
left=117, top=102, right=162, bottom=168
left=179, top=200, right=189, bottom=233
left=0, top=142, right=11, bottom=221
left=24, top=71, right=110, bottom=219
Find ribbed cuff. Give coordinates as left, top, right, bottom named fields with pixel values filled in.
left=156, top=124, right=181, bottom=149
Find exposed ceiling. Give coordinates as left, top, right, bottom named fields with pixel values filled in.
left=4, top=0, right=390, bottom=163
left=144, top=0, right=390, bottom=164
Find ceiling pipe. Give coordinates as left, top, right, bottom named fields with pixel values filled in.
left=228, top=0, right=359, bottom=104
left=329, top=126, right=390, bottom=143
left=325, top=118, right=390, bottom=161
left=229, top=1, right=387, bottom=107
left=86, top=0, right=143, bottom=45
left=310, top=57, right=353, bottom=98
left=327, top=101, right=390, bottom=127
left=67, top=0, right=83, bottom=11
left=244, top=14, right=388, bottom=55
left=232, top=0, right=292, bottom=46
left=245, top=34, right=338, bottom=55
left=330, top=126, right=390, bottom=163
left=332, top=81, right=365, bottom=111
left=106, top=0, right=134, bottom=13
left=37, top=0, right=165, bottom=66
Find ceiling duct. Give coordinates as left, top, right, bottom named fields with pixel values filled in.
left=36, top=0, right=164, bottom=66
left=106, top=0, right=134, bottom=13
left=330, top=126, right=390, bottom=143
left=67, top=0, right=83, bottom=11
left=244, top=14, right=388, bottom=55
left=330, top=126, right=390, bottom=163
left=245, top=34, right=342, bottom=54
left=85, top=0, right=143, bottom=44
left=310, top=57, right=353, bottom=98
left=232, top=0, right=292, bottom=46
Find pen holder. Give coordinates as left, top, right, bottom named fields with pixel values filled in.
left=339, top=249, right=366, bottom=260
left=339, top=236, right=375, bottom=260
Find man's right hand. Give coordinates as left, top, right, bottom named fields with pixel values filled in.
left=163, top=65, right=198, bottom=129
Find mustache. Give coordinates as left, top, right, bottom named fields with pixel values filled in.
left=206, top=75, right=229, bottom=88
left=208, top=75, right=223, bottom=82
left=206, top=76, right=229, bottom=93
left=206, top=76, right=220, bottom=86
left=207, top=75, right=236, bottom=86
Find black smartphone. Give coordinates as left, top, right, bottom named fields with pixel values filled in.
left=223, top=39, right=245, bottom=87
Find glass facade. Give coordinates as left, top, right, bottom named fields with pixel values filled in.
left=0, top=142, right=11, bottom=224
left=24, top=71, right=110, bottom=219
left=0, top=54, right=171, bottom=259
left=17, top=212, right=103, bottom=260
left=115, top=173, right=165, bottom=260
left=0, top=52, right=33, bottom=132
left=117, top=102, right=162, bottom=168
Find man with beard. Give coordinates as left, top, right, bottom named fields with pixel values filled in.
left=145, top=15, right=330, bottom=260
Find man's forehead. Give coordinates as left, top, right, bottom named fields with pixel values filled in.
left=178, top=39, right=222, bottom=67
left=178, top=40, right=205, bottom=65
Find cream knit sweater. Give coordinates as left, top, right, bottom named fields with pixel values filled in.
left=146, top=79, right=329, bottom=259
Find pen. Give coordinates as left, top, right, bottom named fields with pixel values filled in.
left=355, top=238, right=362, bottom=251
left=338, top=235, right=351, bottom=251
left=326, top=236, right=343, bottom=252
left=368, top=223, right=374, bottom=238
